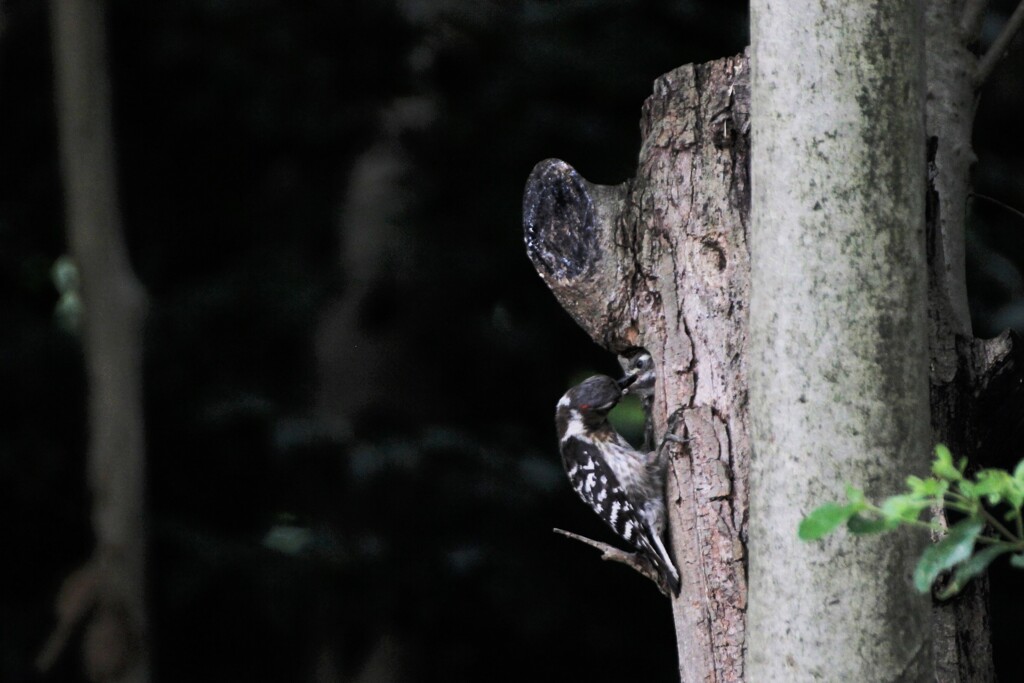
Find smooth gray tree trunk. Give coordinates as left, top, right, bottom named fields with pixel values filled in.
left=747, top=0, right=933, bottom=680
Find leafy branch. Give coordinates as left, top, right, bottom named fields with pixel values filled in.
left=799, top=445, right=1024, bottom=599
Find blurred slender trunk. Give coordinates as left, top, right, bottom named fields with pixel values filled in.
left=45, top=0, right=150, bottom=680
left=314, top=97, right=434, bottom=432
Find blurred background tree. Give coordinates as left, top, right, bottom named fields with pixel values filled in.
left=2, top=0, right=1023, bottom=681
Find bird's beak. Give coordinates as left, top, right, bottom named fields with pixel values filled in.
left=617, top=374, right=638, bottom=392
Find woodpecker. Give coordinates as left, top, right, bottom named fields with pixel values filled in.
left=555, top=374, right=681, bottom=595
left=618, top=348, right=655, bottom=400
left=618, top=349, right=656, bottom=450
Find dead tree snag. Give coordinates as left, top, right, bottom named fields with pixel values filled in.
left=524, top=53, right=751, bottom=683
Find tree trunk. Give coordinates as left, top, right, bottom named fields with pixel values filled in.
left=47, top=1, right=150, bottom=681
left=524, top=53, right=751, bottom=683
left=747, top=0, right=933, bottom=680
left=524, top=2, right=1016, bottom=679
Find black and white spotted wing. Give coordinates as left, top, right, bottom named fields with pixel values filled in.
left=560, top=436, right=648, bottom=550
left=560, top=436, right=681, bottom=594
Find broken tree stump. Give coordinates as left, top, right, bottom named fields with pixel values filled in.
left=524, top=52, right=751, bottom=683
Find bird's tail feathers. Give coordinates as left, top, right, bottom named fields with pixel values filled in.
left=645, top=530, right=681, bottom=596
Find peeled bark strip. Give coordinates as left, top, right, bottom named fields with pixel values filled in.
left=524, top=53, right=751, bottom=683
left=50, top=1, right=150, bottom=681
left=925, top=0, right=980, bottom=344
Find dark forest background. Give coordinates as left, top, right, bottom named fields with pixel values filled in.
left=3, top=1, right=1024, bottom=681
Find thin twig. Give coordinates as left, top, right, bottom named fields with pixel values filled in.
left=976, top=0, right=1024, bottom=86
left=970, top=192, right=1024, bottom=223
left=553, top=528, right=670, bottom=597
left=979, top=506, right=1020, bottom=542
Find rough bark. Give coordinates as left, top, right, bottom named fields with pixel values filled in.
left=926, top=330, right=1014, bottom=683
left=47, top=0, right=150, bottom=681
left=524, top=54, right=751, bottom=683
left=924, top=2, right=1000, bottom=679
left=747, top=0, right=933, bottom=680
left=925, top=0, right=979, bottom=345
left=524, top=3, right=1019, bottom=679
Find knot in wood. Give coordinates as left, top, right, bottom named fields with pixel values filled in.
left=523, top=159, right=599, bottom=280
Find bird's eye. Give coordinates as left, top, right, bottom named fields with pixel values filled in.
left=634, top=358, right=645, bottom=369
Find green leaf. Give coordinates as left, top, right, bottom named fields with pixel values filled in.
left=880, top=494, right=930, bottom=524
left=1010, top=554, right=1024, bottom=569
left=932, top=444, right=963, bottom=482
left=846, top=514, right=895, bottom=535
left=913, top=518, right=984, bottom=593
left=906, top=475, right=946, bottom=498
left=844, top=485, right=866, bottom=505
left=799, top=503, right=858, bottom=541
left=956, top=479, right=979, bottom=502
left=935, top=544, right=1013, bottom=600
left=51, top=254, right=80, bottom=293
left=972, top=469, right=1015, bottom=506
left=1012, top=459, right=1024, bottom=484
left=1009, top=460, right=1024, bottom=511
